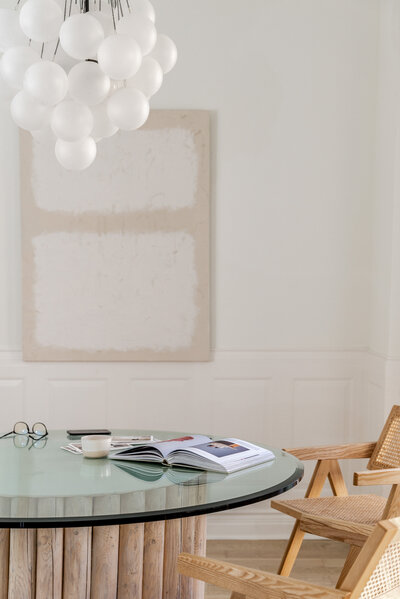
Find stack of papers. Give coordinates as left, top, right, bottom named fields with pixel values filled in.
left=61, top=435, right=158, bottom=455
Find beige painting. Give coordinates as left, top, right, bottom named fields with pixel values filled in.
left=21, top=110, right=210, bottom=361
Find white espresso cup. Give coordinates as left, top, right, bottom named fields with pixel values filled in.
left=81, top=435, right=111, bottom=459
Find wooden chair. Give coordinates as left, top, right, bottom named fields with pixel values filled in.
left=270, top=404, right=400, bottom=582
left=178, top=517, right=400, bottom=599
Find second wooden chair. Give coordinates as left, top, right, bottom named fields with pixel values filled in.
left=271, top=404, right=400, bottom=581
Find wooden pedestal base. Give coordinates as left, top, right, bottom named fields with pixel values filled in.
left=1, top=516, right=207, bottom=599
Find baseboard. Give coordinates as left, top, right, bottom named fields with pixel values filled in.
left=206, top=509, right=296, bottom=540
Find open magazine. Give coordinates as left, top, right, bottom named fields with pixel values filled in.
left=108, top=434, right=275, bottom=474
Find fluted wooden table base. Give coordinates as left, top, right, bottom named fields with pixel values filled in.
left=1, top=516, right=207, bottom=599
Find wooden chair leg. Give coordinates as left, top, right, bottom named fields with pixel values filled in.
left=383, top=484, right=400, bottom=518
left=230, top=593, right=246, bottom=599
left=277, top=520, right=305, bottom=576
left=327, top=460, right=348, bottom=497
left=336, top=545, right=361, bottom=589
left=277, top=459, right=331, bottom=576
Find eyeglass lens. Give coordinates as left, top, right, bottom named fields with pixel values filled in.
left=31, top=438, right=47, bottom=448
left=14, top=435, right=29, bottom=448
left=13, top=422, right=29, bottom=435
left=32, top=422, right=47, bottom=437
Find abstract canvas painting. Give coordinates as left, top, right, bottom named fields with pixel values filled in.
left=21, top=110, right=210, bottom=361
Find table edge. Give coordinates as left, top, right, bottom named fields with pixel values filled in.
left=0, top=464, right=304, bottom=529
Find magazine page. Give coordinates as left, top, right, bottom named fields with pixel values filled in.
left=110, top=434, right=211, bottom=460
left=148, top=434, right=212, bottom=457
left=182, top=438, right=273, bottom=462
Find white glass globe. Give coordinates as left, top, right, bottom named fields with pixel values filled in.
left=97, top=35, right=142, bottom=80
left=132, top=0, right=155, bottom=23
left=127, top=57, right=162, bottom=98
left=24, top=61, right=68, bottom=106
left=0, top=9, right=27, bottom=52
left=116, top=14, right=157, bottom=56
left=51, top=99, right=93, bottom=141
left=150, top=34, right=177, bottom=74
left=91, top=101, right=118, bottom=139
left=19, top=0, right=63, bottom=43
left=60, top=14, right=104, bottom=60
left=68, top=61, right=110, bottom=106
left=55, top=137, right=97, bottom=171
left=107, top=87, right=149, bottom=131
left=11, top=90, right=49, bottom=131
left=1, top=46, right=39, bottom=90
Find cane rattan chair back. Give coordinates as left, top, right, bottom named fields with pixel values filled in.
left=177, top=519, right=400, bottom=599
left=368, top=405, right=400, bottom=470
left=357, top=542, right=400, bottom=598
left=344, top=518, right=400, bottom=599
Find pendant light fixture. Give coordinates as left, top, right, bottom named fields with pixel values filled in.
left=0, top=0, right=177, bottom=170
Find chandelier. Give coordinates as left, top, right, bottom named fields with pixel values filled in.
left=0, top=0, right=177, bottom=170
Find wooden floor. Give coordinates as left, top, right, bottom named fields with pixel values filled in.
left=205, top=539, right=348, bottom=598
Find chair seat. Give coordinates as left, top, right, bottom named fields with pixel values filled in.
left=271, top=494, right=387, bottom=525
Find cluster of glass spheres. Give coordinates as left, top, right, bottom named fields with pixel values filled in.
left=0, top=0, right=177, bottom=170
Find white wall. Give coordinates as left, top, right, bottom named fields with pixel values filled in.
left=369, top=0, right=400, bottom=360
left=0, top=0, right=386, bottom=538
left=363, top=1, right=400, bottom=437
left=152, top=0, right=378, bottom=351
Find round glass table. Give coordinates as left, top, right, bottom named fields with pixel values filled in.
left=0, top=430, right=303, bottom=599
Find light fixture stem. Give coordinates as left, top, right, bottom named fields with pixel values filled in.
left=52, top=39, right=60, bottom=61
left=110, top=0, right=116, bottom=31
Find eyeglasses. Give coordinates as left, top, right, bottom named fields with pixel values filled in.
left=0, top=421, right=48, bottom=441
left=13, top=435, right=48, bottom=450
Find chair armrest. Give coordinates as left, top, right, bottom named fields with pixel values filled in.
left=283, top=442, right=376, bottom=461
left=354, top=468, right=400, bottom=486
left=177, top=553, right=350, bottom=599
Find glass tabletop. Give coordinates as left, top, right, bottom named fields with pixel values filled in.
left=0, top=430, right=303, bottom=528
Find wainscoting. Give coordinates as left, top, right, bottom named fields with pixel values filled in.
left=0, top=348, right=387, bottom=539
